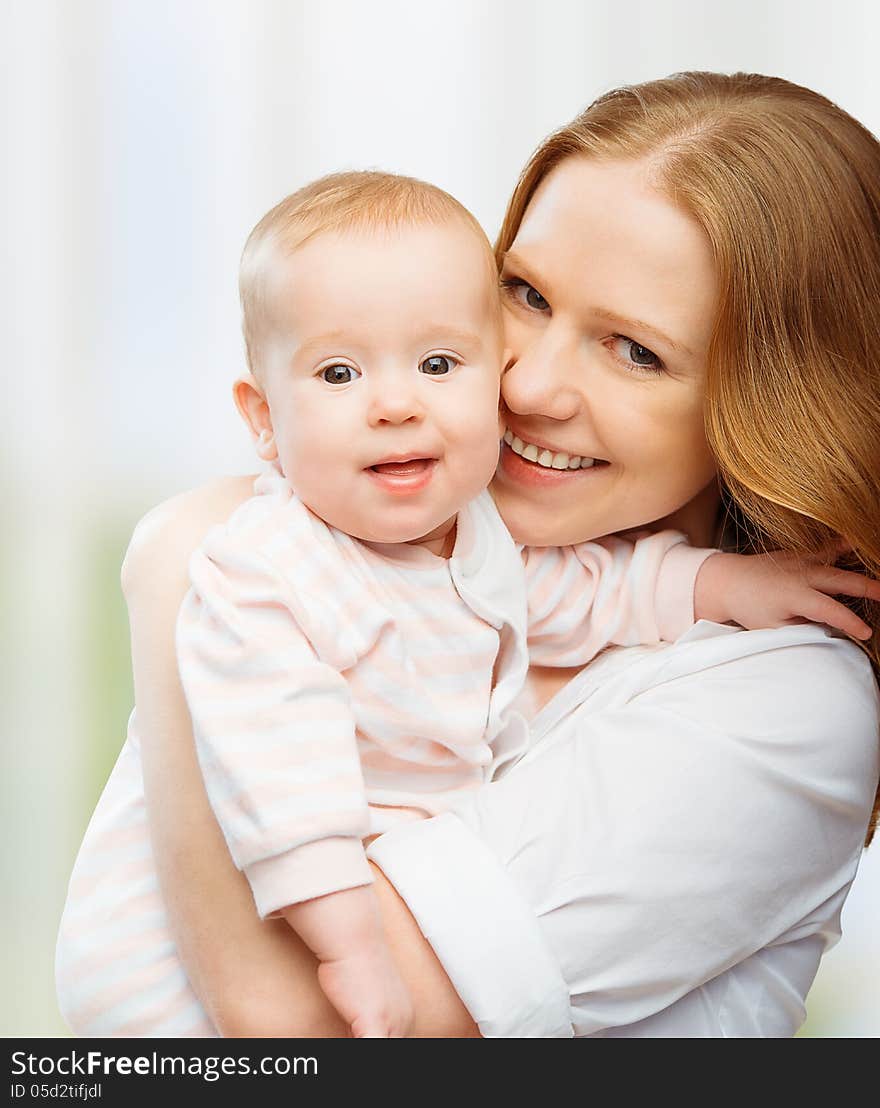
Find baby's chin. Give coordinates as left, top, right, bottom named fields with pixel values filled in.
left=354, top=521, right=454, bottom=548
left=314, top=510, right=454, bottom=547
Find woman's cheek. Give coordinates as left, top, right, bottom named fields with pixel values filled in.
left=499, top=316, right=536, bottom=398
left=651, top=419, right=716, bottom=506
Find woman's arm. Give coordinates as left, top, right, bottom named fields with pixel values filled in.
left=369, top=624, right=880, bottom=1036
left=124, top=478, right=477, bottom=1037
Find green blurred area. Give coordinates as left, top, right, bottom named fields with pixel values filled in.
left=3, top=513, right=137, bottom=1037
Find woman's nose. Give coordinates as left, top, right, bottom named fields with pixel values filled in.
left=502, top=330, right=585, bottom=421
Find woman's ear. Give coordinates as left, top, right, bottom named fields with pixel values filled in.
left=233, top=375, right=278, bottom=460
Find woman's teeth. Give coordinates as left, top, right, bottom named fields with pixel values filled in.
left=503, top=429, right=596, bottom=470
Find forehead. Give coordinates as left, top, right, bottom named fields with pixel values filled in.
left=512, top=156, right=717, bottom=356
left=267, top=220, right=498, bottom=339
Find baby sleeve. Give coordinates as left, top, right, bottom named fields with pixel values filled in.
left=176, top=533, right=373, bottom=918
left=523, top=530, right=717, bottom=666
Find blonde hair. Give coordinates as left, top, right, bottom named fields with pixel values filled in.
left=240, top=170, right=497, bottom=376
left=497, top=72, right=880, bottom=845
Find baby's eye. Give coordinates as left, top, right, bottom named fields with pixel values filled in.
left=419, top=355, right=457, bottom=376
left=321, top=364, right=361, bottom=384
left=501, top=278, right=550, bottom=312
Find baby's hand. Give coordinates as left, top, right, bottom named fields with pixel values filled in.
left=282, top=883, right=413, bottom=1038
left=317, top=941, right=414, bottom=1038
left=694, top=546, right=880, bottom=640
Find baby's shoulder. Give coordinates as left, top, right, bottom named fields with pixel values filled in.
left=205, top=472, right=335, bottom=566
left=196, top=480, right=384, bottom=661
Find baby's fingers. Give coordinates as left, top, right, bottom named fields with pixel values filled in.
left=805, top=566, right=880, bottom=603
left=350, top=1015, right=391, bottom=1038
left=795, top=590, right=873, bottom=640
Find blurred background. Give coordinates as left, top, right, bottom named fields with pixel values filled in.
left=2, top=0, right=879, bottom=1037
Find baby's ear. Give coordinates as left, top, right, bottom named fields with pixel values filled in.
left=233, top=375, right=277, bottom=460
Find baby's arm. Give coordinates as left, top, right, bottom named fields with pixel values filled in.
left=693, top=546, right=880, bottom=639
left=177, top=527, right=411, bottom=1036
left=122, top=480, right=472, bottom=1037
left=526, top=533, right=880, bottom=666
left=524, top=531, right=716, bottom=665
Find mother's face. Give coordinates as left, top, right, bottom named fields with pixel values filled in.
left=492, top=155, right=719, bottom=546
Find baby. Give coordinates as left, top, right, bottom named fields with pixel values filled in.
left=56, top=172, right=871, bottom=1039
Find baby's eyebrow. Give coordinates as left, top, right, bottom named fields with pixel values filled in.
left=296, top=331, right=355, bottom=357
left=416, top=326, right=485, bottom=350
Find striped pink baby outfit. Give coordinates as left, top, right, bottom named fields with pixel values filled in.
left=56, top=464, right=712, bottom=1036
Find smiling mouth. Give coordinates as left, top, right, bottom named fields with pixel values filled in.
left=503, top=429, right=607, bottom=470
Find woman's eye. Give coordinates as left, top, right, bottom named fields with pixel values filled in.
left=321, top=364, right=361, bottom=384
left=501, top=278, right=550, bottom=312
left=419, top=355, right=456, bottom=375
left=610, top=336, right=663, bottom=374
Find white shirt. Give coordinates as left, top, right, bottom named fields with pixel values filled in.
left=367, top=621, right=880, bottom=1037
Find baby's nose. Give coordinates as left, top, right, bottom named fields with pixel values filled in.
left=367, top=380, right=425, bottom=425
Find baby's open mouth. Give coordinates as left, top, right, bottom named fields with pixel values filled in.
left=503, top=430, right=607, bottom=470
left=369, top=459, right=434, bottom=476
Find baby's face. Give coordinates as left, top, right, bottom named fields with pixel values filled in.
left=252, top=221, right=504, bottom=543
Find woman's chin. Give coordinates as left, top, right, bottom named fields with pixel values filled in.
left=489, top=482, right=600, bottom=546
left=491, top=442, right=620, bottom=545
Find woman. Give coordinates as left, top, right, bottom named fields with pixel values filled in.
left=100, top=72, right=880, bottom=1036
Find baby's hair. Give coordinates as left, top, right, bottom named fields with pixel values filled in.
left=240, top=170, right=497, bottom=377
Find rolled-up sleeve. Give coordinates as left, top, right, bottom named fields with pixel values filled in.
left=368, top=813, right=574, bottom=1037
left=369, top=626, right=879, bottom=1036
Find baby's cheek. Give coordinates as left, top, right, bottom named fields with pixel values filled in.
left=284, top=452, right=340, bottom=512
left=458, top=426, right=503, bottom=494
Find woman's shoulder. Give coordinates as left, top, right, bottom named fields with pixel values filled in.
left=663, top=621, right=877, bottom=696
left=121, top=475, right=257, bottom=599
left=647, top=623, right=879, bottom=782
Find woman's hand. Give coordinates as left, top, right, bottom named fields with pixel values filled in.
left=694, top=546, right=880, bottom=639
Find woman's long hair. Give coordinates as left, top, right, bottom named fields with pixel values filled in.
left=497, top=72, right=880, bottom=845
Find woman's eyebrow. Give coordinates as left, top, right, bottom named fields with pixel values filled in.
left=502, top=250, right=693, bottom=357
left=499, top=250, right=542, bottom=285
left=589, top=308, right=693, bottom=357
